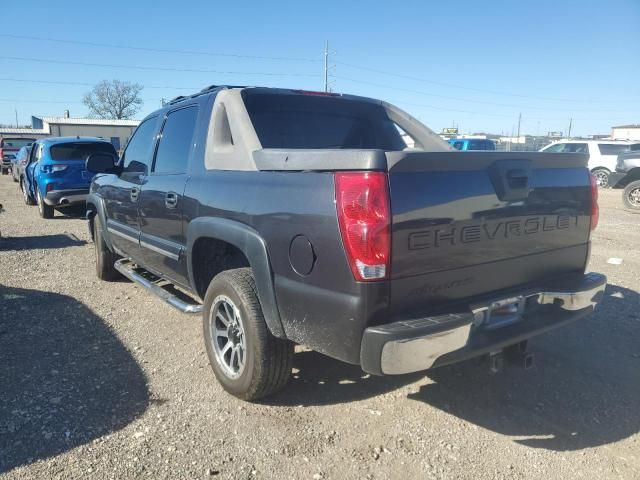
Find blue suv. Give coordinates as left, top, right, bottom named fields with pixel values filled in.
left=22, top=137, right=117, bottom=218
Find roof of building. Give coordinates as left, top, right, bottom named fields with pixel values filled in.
left=0, top=127, right=48, bottom=135
left=612, top=124, right=640, bottom=129
left=38, top=116, right=140, bottom=126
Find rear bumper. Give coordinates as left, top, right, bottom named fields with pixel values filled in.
left=44, top=188, right=89, bottom=206
left=360, top=272, right=606, bottom=375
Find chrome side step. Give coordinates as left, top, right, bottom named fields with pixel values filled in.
left=114, top=258, right=203, bottom=314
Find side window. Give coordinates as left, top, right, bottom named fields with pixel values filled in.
left=598, top=143, right=629, bottom=155
left=544, top=143, right=565, bottom=153
left=121, top=117, right=158, bottom=174
left=566, top=143, right=588, bottom=153
left=152, top=106, right=198, bottom=174
left=453, top=141, right=464, bottom=150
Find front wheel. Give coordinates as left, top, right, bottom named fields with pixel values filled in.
left=203, top=268, right=293, bottom=401
left=622, top=180, right=640, bottom=212
left=592, top=168, right=611, bottom=188
left=36, top=187, right=54, bottom=219
left=93, top=217, right=122, bottom=281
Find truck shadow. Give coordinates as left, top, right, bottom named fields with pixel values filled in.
left=0, top=286, right=149, bottom=473
left=266, top=350, right=422, bottom=407
left=409, top=282, right=640, bottom=451
left=0, top=233, right=86, bottom=251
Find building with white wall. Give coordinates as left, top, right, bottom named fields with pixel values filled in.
left=611, top=125, right=640, bottom=141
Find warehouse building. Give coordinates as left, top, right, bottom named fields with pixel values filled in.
left=611, top=124, right=640, bottom=141
left=0, top=113, right=139, bottom=153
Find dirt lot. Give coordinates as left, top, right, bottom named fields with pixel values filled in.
left=0, top=174, right=638, bottom=480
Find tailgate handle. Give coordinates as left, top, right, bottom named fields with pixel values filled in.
left=488, top=160, right=532, bottom=201
left=507, top=168, right=528, bottom=189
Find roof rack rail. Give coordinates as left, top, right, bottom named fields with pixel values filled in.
left=167, top=85, right=250, bottom=106
left=168, top=95, right=188, bottom=105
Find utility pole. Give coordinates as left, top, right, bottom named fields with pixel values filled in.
left=567, top=118, right=573, bottom=139
left=15, top=109, right=18, bottom=128
left=323, top=41, right=329, bottom=92
left=516, top=112, right=522, bottom=140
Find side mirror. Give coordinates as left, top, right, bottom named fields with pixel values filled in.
left=86, top=153, right=119, bottom=174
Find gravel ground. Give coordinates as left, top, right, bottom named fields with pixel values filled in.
left=1, top=174, right=639, bottom=480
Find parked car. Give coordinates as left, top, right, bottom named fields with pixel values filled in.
left=1, top=137, right=35, bottom=175
left=86, top=85, right=605, bottom=401
left=448, top=138, right=496, bottom=150
left=23, top=137, right=117, bottom=218
left=10, top=145, right=32, bottom=183
left=539, top=139, right=634, bottom=187
left=607, top=147, right=640, bottom=211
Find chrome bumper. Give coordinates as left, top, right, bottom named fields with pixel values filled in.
left=360, top=272, right=607, bottom=375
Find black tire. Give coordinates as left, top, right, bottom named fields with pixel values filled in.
left=203, top=268, right=293, bottom=401
left=93, top=217, right=121, bottom=281
left=1, top=167, right=7, bottom=175
left=36, top=186, right=54, bottom=219
left=21, top=178, right=35, bottom=205
left=592, top=168, right=611, bottom=188
left=622, top=180, right=640, bottom=212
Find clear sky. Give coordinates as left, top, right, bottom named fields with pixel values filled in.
left=0, top=0, right=638, bottom=136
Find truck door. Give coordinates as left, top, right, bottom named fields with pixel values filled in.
left=137, top=105, right=199, bottom=287
left=103, top=116, right=159, bottom=259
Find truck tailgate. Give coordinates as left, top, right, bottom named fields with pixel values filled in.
left=386, top=151, right=593, bottom=317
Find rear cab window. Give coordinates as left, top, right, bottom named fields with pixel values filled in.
left=49, top=142, right=117, bottom=161
left=243, top=91, right=406, bottom=150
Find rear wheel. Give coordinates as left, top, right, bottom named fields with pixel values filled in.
left=592, top=168, right=611, bottom=188
left=36, top=187, right=54, bottom=219
left=203, top=268, right=293, bottom=401
left=622, top=180, right=640, bottom=212
left=21, top=178, right=35, bottom=205
left=93, top=217, right=121, bottom=281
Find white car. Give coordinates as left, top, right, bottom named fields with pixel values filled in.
left=540, top=140, right=635, bottom=187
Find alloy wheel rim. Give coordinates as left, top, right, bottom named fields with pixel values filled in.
left=628, top=187, right=640, bottom=207
left=210, top=295, right=246, bottom=379
left=594, top=170, right=608, bottom=187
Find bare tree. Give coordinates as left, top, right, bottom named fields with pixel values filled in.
left=83, top=80, right=143, bottom=119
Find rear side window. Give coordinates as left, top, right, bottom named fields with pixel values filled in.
left=598, top=143, right=629, bottom=155
left=122, top=117, right=158, bottom=173
left=244, top=93, right=406, bottom=150
left=153, top=106, right=198, bottom=174
left=49, top=142, right=116, bottom=161
left=468, top=140, right=496, bottom=150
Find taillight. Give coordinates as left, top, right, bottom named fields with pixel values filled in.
left=590, top=174, right=599, bottom=231
left=335, top=171, right=390, bottom=281
left=41, top=164, right=67, bottom=173
left=0, top=148, right=4, bottom=159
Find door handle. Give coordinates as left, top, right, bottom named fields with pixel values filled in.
left=130, top=187, right=140, bottom=202
left=165, top=191, right=178, bottom=209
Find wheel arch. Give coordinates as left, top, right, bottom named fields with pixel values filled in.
left=186, top=217, right=286, bottom=339
left=86, top=194, right=112, bottom=248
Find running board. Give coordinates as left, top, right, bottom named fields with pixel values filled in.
left=114, top=258, right=203, bottom=314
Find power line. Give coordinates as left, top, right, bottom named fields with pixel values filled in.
left=0, top=77, right=198, bottom=90
left=0, top=55, right=318, bottom=77
left=337, top=75, right=638, bottom=113
left=336, top=60, right=637, bottom=104
left=0, top=33, right=320, bottom=63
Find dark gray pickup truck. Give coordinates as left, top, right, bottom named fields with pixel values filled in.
left=85, top=85, right=606, bottom=400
